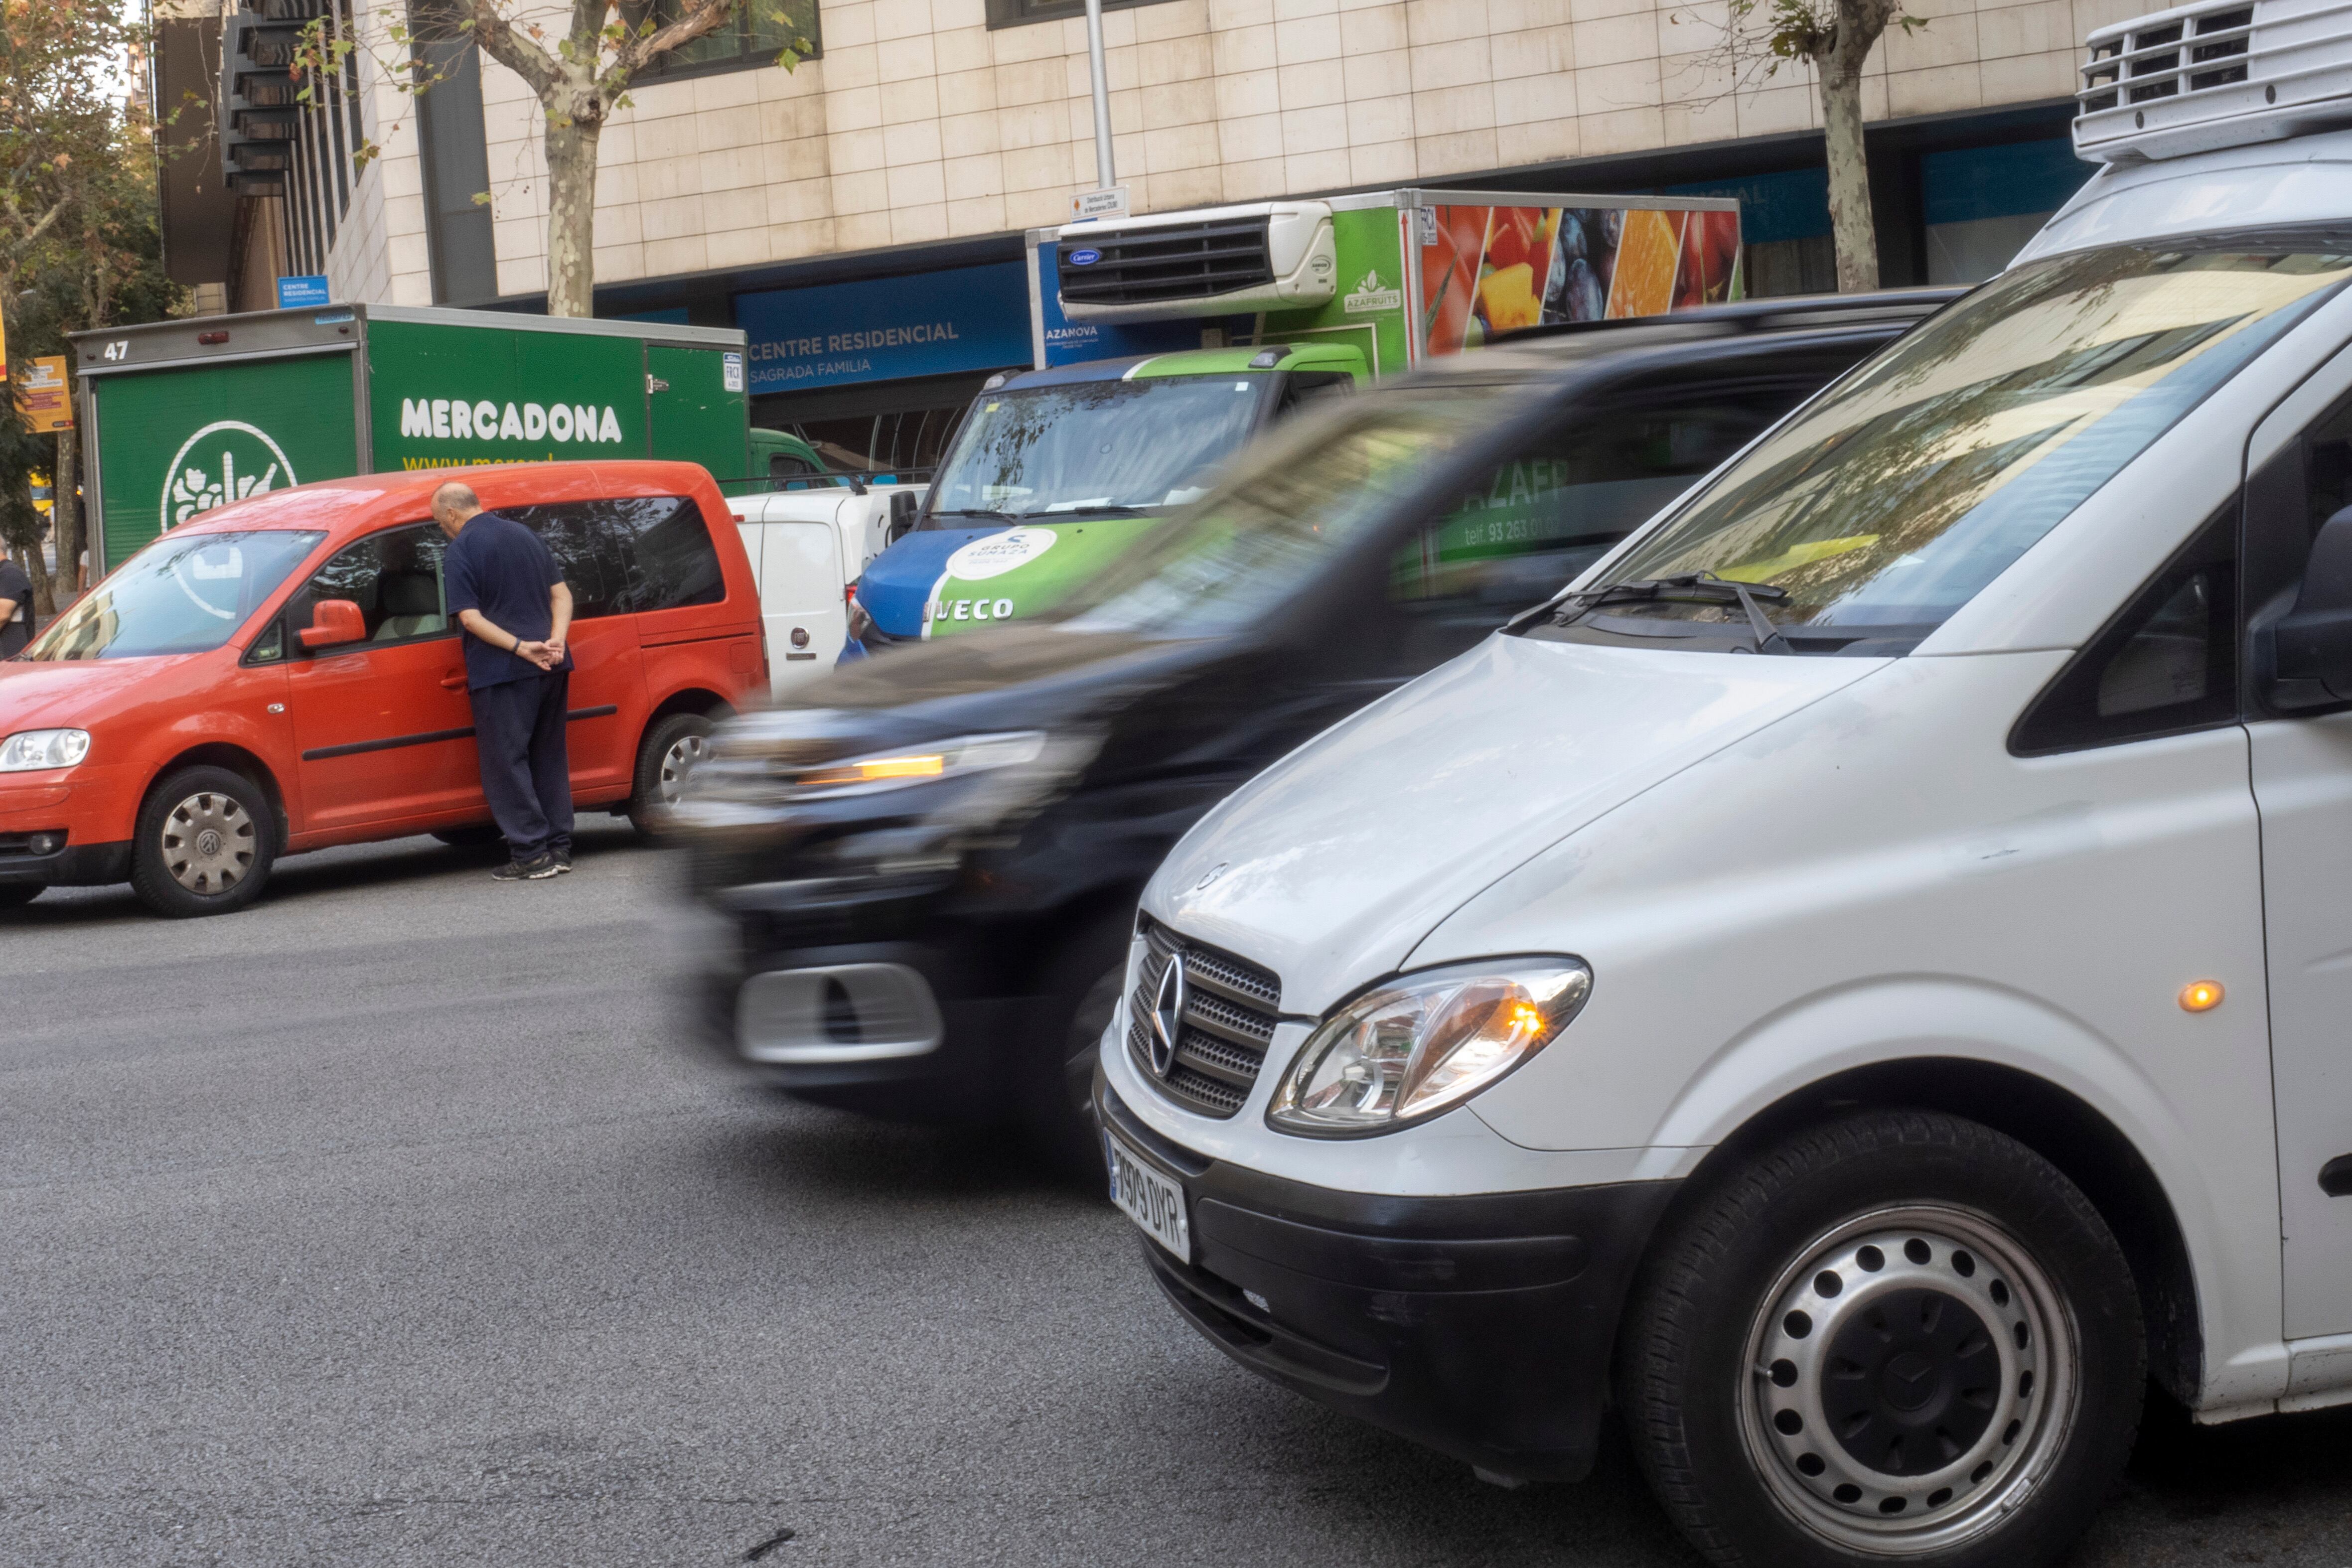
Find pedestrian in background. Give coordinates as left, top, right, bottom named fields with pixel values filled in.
left=431, top=481, right=576, bottom=881
left=0, top=540, right=35, bottom=657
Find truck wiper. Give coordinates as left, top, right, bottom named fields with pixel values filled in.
left=931, top=508, right=1020, bottom=522
left=1023, top=504, right=1152, bottom=517
left=1554, top=572, right=1799, bottom=655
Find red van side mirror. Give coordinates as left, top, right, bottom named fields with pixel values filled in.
left=300, top=598, right=366, bottom=650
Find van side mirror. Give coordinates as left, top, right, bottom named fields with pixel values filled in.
left=299, top=598, right=366, bottom=650
left=888, top=490, right=919, bottom=544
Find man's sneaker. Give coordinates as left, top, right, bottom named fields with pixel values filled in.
left=553, top=850, right=573, bottom=873
left=492, top=853, right=561, bottom=882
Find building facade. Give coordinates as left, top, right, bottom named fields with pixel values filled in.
left=160, top=0, right=2125, bottom=473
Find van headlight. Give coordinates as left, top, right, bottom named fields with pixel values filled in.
left=1268, top=959, right=1591, bottom=1136
left=0, top=729, right=91, bottom=771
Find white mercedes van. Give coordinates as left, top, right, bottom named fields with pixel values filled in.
left=1094, top=7, right=2352, bottom=1565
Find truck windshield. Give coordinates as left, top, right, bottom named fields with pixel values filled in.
left=21, top=530, right=323, bottom=660
left=1058, top=395, right=1482, bottom=636
left=1572, top=239, right=2352, bottom=646
left=923, top=375, right=1275, bottom=522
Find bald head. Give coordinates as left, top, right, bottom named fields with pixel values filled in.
left=429, top=481, right=482, bottom=538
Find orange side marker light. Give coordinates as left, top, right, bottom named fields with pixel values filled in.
left=2180, top=981, right=2224, bottom=1013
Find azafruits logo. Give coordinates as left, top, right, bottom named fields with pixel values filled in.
left=1343, top=269, right=1402, bottom=315
left=162, top=421, right=295, bottom=531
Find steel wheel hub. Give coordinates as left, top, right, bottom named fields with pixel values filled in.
left=1740, top=1206, right=2077, bottom=1554
left=657, top=735, right=706, bottom=804
left=161, top=791, right=256, bottom=896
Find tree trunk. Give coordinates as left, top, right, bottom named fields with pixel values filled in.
left=542, top=108, right=602, bottom=319
left=1817, top=5, right=1885, bottom=293
left=53, top=422, right=81, bottom=603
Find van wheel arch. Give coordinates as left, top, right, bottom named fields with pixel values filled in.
left=1646, top=1057, right=2202, bottom=1409
left=148, top=743, right=290, bottom=847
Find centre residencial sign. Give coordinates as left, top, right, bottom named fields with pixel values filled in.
left=733, top=261, right=1031, bottom=394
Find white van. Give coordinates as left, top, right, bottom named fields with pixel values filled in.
left=729, top=484, right=920, bottom=697
left=1095, top=9, right=2352, bottom=1566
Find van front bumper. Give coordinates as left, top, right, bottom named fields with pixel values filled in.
left=1098, top=1079, right=1680, bottom=1485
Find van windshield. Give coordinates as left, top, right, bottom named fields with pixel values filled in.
left=1568, top=239, right=2352, bottom=648
left=924, top=375, right=1276, bottom=523
left=1057, top=394, right=1482, bottom=636
left=21, top=530, right=323, bottom=660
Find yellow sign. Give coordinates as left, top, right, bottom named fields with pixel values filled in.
left=18, top=356, right=70, bottom=432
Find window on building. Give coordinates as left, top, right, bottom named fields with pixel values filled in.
left=987, top=0, right=1181, bottom=26
left=621, top=0, right=821, bottom=79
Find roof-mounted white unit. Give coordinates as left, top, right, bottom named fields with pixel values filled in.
left=2075, top=0, right=2352, bottom=161
left=1054, top=202, right=1336, bottom=323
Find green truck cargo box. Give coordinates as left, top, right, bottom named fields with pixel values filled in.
left=69, top=304, right=753, bottom=575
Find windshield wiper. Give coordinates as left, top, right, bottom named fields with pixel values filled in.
left=1553, top=572, right=1799, bottom=655
left=1020, top=504, right=1154, bottom=518
left=930, top=508, right=1020, bottom=522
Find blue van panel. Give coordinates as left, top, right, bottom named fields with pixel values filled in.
left=857, top=526, right=1002, bottom=638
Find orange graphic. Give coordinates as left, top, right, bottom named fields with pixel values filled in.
left=1606, top=209, right=1686, bottom=319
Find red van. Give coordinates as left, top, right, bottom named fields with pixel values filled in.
left=0, top=461, right=765, bottom=917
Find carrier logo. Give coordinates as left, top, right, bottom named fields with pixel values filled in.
left=1343, top=269, right=1402, bottom=314
left=162, top=421, right=296, bottom=531
left=1067, top=248, right=1102, bottom=266
left=1149, top=955, right=1188, bottom=1078
left=398, top=397, right=624, bottom=445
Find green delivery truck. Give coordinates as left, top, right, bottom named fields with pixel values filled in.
left=69, top=304, right=759, bottom=575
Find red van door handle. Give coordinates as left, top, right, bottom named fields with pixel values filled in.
left=440, top=672, right=468, bottom=691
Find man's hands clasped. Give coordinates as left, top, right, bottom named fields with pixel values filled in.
left=515, top=639, right=563, bottom=671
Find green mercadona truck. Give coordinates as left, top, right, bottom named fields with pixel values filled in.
left=69, top=304, right=841, bottom=576
left=862, top=188, right=1742, bottom=643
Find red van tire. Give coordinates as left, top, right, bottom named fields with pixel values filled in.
left=628, top=712, right=715, bottom=837
left=431, top=825, right=506, bottom=848
left=131, top=765, right=278, bottom=919
left=0, top=883, right=43, bottom=910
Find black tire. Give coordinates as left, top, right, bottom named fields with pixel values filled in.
left=1017, top=921, right=1133, bottom=1180
left=627, top=711, right=715, bottom=838
left=0, top=883, right=44, bottom=910
left=1617, top=1109, right=2143, bottom=1568
left=431, top=824, right=506, bottom=848
left=131, top=764, right=278, bottom=919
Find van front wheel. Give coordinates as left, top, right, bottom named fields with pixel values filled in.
left=131, top=765, right=278, bottom=918
left=1617, top=1109, right=2144, bottom=1568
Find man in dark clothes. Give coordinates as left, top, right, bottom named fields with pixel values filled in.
left=0, top=540, right=35, bottom=657
left=432, top=481, right=575, bottom=881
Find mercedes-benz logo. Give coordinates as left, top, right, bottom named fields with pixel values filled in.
left=1148, top=955, right=1187, bottom=1079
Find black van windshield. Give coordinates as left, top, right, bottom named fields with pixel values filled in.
left=1562, top=240, right=2352, bottom=649
left=1056, top=394, right=1482, bottom=636
left=23, top=530, right=324, bottom=660
left=924, top=375, right=1275, bottom=522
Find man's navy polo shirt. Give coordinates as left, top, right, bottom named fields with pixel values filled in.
left=443, top=510, right=575, bottom=690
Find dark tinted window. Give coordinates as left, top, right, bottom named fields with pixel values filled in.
left=502, top=496, right=728, bottom=615
left=501, top=503, right=626, bottom=619
left=294, top=523, right=450, bottom=647
left=2012, top=506, right=2238, bottom=753
left=1393, top=391, right=1799, bottom=618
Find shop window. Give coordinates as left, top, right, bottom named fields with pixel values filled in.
left=2011, top=507, right=2239, bottom=754
left=621, top=0, right=821, bottom=79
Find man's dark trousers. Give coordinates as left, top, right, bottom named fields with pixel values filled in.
left=472, top=670, right=573, bottom=861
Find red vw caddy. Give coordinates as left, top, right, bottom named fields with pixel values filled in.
left=0, top=461, right=766, bottom=917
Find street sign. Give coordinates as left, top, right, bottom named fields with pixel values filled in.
left=1070, top=186, right=1131, bottom=221
left=276, top=274, right=330, bottom=308
left=17, top=356, right=70, bottom=432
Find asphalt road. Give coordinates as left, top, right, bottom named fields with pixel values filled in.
left=4, top=826, right=2350, bottom=1568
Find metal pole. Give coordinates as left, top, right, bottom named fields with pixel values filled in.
left=1083, top=0, right=1115, bottom=189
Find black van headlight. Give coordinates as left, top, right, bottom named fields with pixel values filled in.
left=1268, top=959, right=1591, bottom=1136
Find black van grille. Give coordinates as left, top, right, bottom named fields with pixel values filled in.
left=1126, top=918, right=1282, bottom=1119
left=1060, top=217, right=1276, bottom=308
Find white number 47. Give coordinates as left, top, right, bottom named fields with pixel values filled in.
left=101, top=339, right=129, bottom=361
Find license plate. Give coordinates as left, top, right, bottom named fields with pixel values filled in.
left=1105, top=1131, right=1190, bottom=1263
